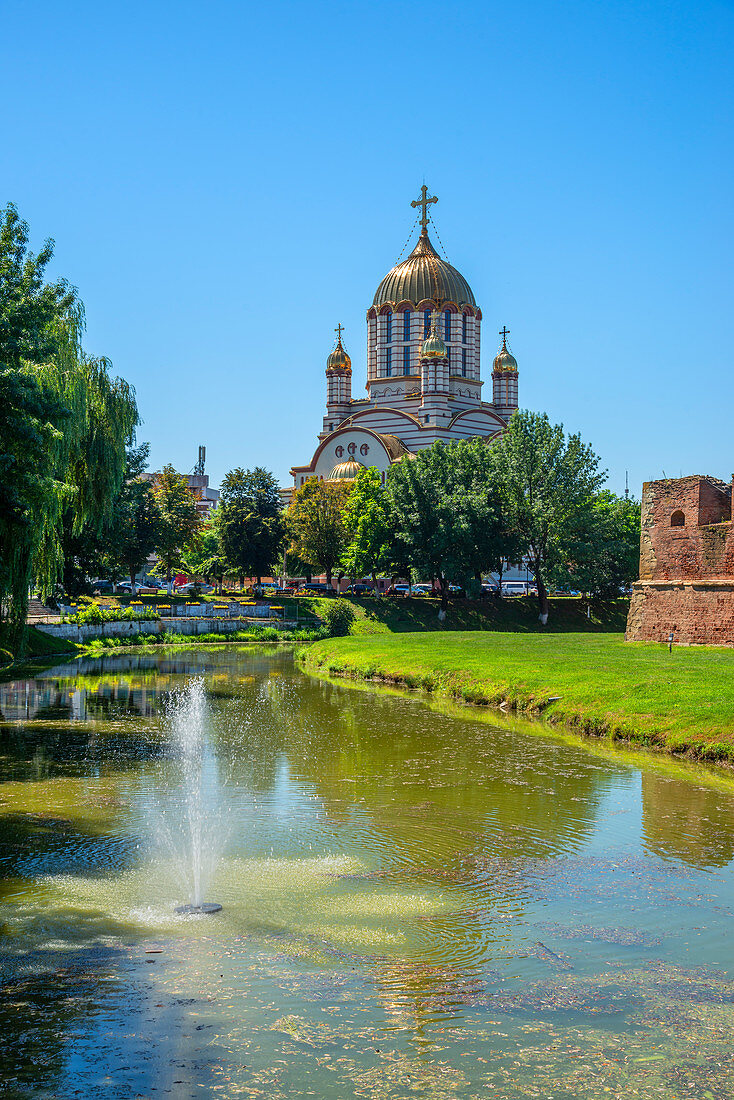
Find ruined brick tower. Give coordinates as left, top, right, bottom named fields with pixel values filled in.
left=626, top=474, right=734, bottom=645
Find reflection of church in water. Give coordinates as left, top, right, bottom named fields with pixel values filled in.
left=290, top=188, right=520, bottom=491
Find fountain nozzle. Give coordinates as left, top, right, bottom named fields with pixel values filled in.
left=175, top=902, right=223, bottom=915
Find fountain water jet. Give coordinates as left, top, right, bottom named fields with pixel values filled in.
left=159, top=678, right=226, bottom=915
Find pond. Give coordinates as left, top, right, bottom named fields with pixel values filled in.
left=2, top=646, right=734, bottom=1098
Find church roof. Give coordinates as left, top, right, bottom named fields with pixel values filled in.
left=373, top=229, right=476, bottom=309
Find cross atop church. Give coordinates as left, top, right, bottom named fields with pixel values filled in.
left=411, top=185, right=438, bottom=231
left=499, top=326, right=510, bottom=348
left=335, top=323, right=344, bottom=344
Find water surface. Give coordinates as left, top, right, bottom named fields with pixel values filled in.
left=2, top=647, right=734, bottom=1098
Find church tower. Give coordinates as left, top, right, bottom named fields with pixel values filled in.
left=491, top=328, right=519, bottom=418
left=322, top=324, right=352, bottom=436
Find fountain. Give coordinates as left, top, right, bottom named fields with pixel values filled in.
left=159, top=677, right=226, bottom=915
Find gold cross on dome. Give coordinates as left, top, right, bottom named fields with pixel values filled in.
left=499, top=326, right=510, bottom=348
left=335, top=323, right=344, bottom=343
left=411, top=185, right=438, bottom=230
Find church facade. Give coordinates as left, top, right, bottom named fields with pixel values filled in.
left=290, top=188, right=520, bottom=490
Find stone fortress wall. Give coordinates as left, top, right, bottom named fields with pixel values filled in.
left=626, top=474, right=734, bottom=645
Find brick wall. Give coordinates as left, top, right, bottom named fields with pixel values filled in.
left=627, top=474, right=734, bottom=644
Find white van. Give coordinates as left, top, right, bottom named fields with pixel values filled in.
left=501, top=581, right=529, bottom=596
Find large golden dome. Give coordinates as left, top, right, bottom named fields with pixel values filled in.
left=373, top=230, right=476, bottom=309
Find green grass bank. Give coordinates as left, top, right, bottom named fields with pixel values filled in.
left=300, top=632, right=734, bottom=763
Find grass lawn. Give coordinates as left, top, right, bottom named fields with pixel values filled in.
left=301, top=631, right=734, bottom=762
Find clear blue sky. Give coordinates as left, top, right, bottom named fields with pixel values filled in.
left=2, top=0, right=733, bottom=497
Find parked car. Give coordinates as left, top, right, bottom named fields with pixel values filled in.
left=345, top=583, right=373, bottom=596
left=501, top=581, right=530, bottom=597
left=481, top=583, right=499, bottom=596
left=175, top=582, right=214, bottom=595
left=299, top=582, right=336, bottom=596
left=412, top=583, right=435, bottom=597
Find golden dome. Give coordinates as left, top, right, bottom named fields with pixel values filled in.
left=373, top=230, right=475, bottom=309
left=492, top=330, right=518, bottom=373
left=326, top=327, right=351, bottom=373
left=328, top=459, right=363, bottom=481
left=420, top=311, right=447, bottom=359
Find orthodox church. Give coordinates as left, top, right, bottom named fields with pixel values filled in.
left=290, top=188, right=519, bottom=491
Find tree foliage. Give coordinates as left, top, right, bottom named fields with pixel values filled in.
left=489, top=411, right=606, bottom=620
left=387, top=440, right=520, bottom=609
left=181, top=509, right=228, bottom=591
left=0, top=203, right=138, bottom=647
left=340, top=467, right=393, bottom=585
left=152, top=465, right=201, bottom=590
left=218, top=467, right=284, bottom=583
left=287, top=477, right=353, bottom=586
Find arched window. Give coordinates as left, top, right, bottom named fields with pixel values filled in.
left=403, top=345, right=410, bottom=375
left=403, top=311, right=411, bottom=341
left=386, top=347, right=392, bottom=376
left=424, top=310, right=431, bottom=336
left=385, top=312, right=392, bottom=343
left=462, top=314, right=468, bottom=343
left=444, top=310, right=451, bottom=341
left=462, top=348, right=467, bottom=377
left=671, top=510, right=685, bottom=527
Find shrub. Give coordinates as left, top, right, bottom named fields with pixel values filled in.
left=322, top=598, right=355, bottom=637
left=68, top=605, right=160, bottom=624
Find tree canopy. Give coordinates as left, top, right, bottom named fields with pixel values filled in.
left=288, top=477, right=353, bottom=586
left=340, top=467, right=393, bottom=586
left=218, top=466, right=284, bottom=584
left=152, top=465, right=201, bottom=591
left=489, top=410, right=606, bottom=620
left=0, top=203, right=138, bottom=647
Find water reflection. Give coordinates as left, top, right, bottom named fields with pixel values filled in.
left=2, top=647, right=734, bottom=1099
left=642, top=771, right=734, bottom=868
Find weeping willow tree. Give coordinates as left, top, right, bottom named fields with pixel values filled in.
left=0, top=203, right=139, bottom=650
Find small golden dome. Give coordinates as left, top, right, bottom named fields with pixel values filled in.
left=493, top=329, right=518, bottom=373
left=420, top=310, right=447, bottom=359
left=328, top=459, right=363, bottom=481
left=326, top=327, right=351, bottom=373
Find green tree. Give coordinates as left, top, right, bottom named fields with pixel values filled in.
left=490, top=410, right=606, bottom=622
left=550, top=490, right=641, bottom=598
left=340, top=467, right=393, bottom=588
left=386, top=443, right=469, bottom=612
left=110, top=444, right=164, bottom=592
left=181, top=509, right=228, bottom=593
left=288, top=477, right=353, bottom=588
left=0, top=203, right=137, bottom=648
left=152, top=465, right=201, bottom=593
left=60, top=443, right=162, bottom=596
left=219, top=467, right=284, bottom=586
left=442, top=438, right=523, bottom=596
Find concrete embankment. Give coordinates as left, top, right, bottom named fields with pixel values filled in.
left=36, top=617, right=288, bottom=644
